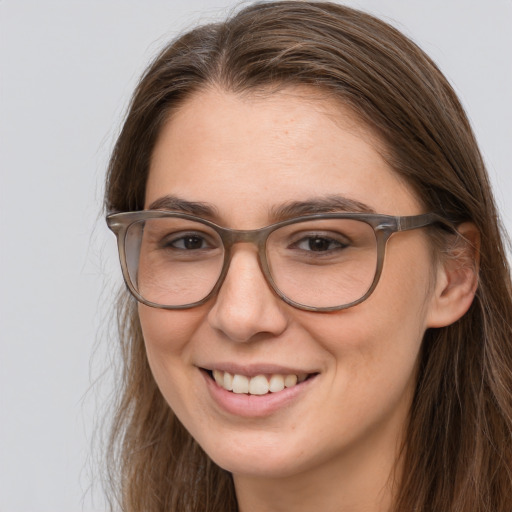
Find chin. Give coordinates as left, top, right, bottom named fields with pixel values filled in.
left=196, top=430, right=316, bottom=479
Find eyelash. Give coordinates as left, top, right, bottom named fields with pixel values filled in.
left=291, top=235, right=348, bottom=252
left=161, top=232, right=216, bottom=251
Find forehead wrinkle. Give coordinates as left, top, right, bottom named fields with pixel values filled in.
left=270, top=196, right=377, bottom=222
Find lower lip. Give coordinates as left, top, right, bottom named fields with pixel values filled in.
left=201, top=370, right=316, bottom=418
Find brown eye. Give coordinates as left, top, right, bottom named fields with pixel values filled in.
left=159, top=232, right=213, bottom=251
left=175, top=235, right=207, bottom=250
left=298, top=236, right=345, bottom=252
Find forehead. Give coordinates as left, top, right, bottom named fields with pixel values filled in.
left=146, top=87, right=421, bottom=227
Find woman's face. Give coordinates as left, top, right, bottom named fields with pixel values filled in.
left=141, top=88, right=441, bottom=479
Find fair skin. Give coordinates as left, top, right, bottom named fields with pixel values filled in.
left=140, top=88, right=474, bottom=512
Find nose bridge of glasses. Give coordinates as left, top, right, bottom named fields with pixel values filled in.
left=214, top=227, right=274, bottom=301
left=222, top=226, right=268, bottom=250
left=219, top=227, right=270, bottom=287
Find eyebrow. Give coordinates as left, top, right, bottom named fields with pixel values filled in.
left=269, top=195, right=376, bottom=222
left=147, top=195, right=219, bottom=218
left=147, top=194, right=376, bottom=222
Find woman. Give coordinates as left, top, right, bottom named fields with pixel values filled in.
left=104, top=2, right=512, bottom=511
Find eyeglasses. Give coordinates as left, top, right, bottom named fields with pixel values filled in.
left=106, top=210, right=454, bottom=312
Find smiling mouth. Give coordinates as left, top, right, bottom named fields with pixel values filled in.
left=204, top=369, right=317, bottom=395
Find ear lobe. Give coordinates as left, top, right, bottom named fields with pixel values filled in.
left=426, top=222, right=480, bottom=328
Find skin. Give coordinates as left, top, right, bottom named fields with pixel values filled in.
left=140, top=88, right=470, bottom=512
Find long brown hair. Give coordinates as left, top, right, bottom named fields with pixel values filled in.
left=104, top=2, right=512, bottom=510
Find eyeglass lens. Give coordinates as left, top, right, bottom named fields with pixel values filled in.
left=124, top=217, right=379, bottom=309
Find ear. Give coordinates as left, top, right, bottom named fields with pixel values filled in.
left=426, top=222, right=480, bottom=328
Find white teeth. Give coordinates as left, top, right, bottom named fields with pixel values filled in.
left=232, top=374, right=249, bottom=394
left=249, top=375, right=269, bottom=395
left=269, top=374, right=285, bottom=392
left=211, top=370, right=308, bottom=395
left=284, top=374, right=297, bottom=388
left=223, top=371, right=234, bottom=391
left=213, top=369, right=223, bottom=386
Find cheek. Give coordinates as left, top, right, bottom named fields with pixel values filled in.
left=303, top=242, right=434, bottom=402
left=137, top=305, right=206, bottom=397
left=138, top=304, right=203, bottom=352
left=377, top=233, right=436, bottom=328
left=137, top=304, right=219, bottom=434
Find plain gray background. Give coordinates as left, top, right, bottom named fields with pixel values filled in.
left=1, top=1, right=511, bottom=511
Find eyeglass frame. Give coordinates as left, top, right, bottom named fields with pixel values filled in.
left=106, top=210, right=456, bottom=312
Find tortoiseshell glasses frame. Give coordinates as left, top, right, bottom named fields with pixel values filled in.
left=107, top=210, right=455, bottom=312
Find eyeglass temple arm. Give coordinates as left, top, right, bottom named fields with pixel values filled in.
left=397, top=213, right=455, bottom=232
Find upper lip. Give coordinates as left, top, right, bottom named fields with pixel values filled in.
left=199, top=362, right=317, bottom=377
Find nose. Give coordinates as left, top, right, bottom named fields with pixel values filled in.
left=207, top=246, right=289, bottom=343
